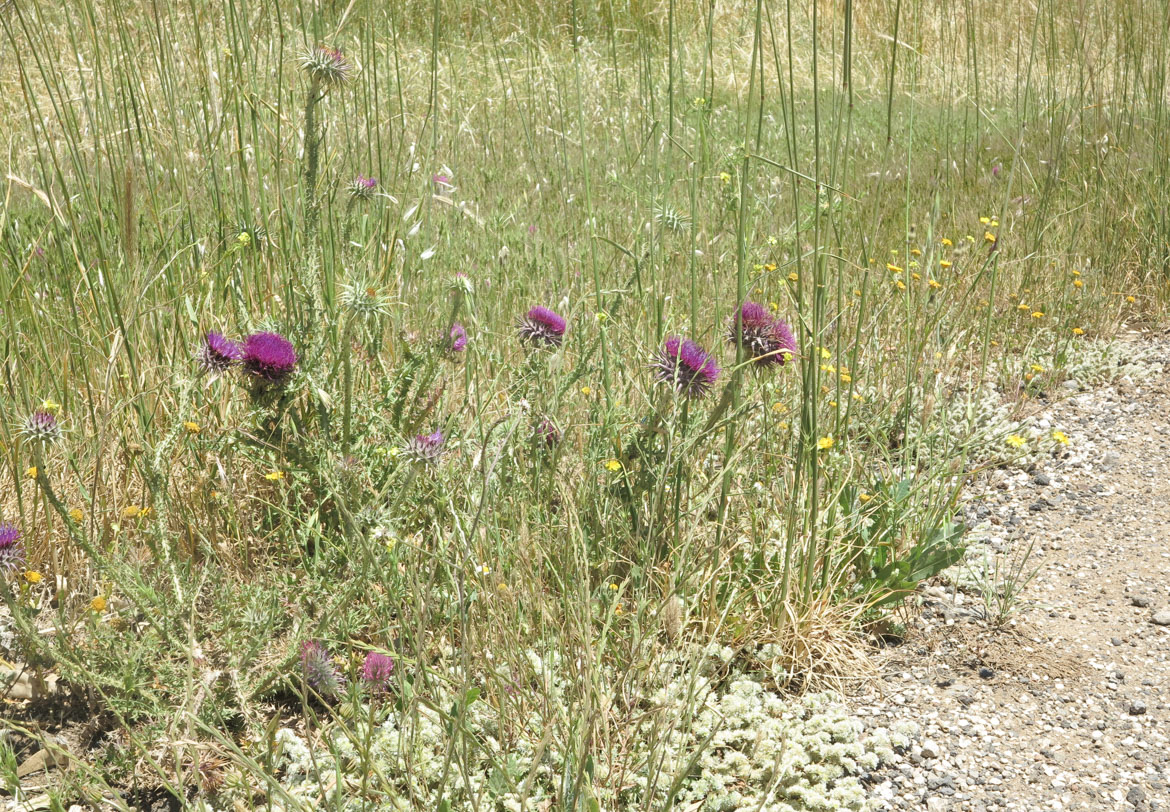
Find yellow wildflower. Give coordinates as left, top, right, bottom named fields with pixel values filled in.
left=819, top=348, right=832, bottom=360
left=911, top=248, right=922, bottom=256
left=25, top=466, right=37, bottom=480
left=894, top=280, right=906, bottom=291
left=912, top=272, right=921, bottom=281
left=984, top=231, right=997, bottom=243
left=939, top=260, right=952, bottom=269
left=264, top=471, right=284, bottom=481
left=817, top=435, right=834, bottom=450
left=764, top=263, right=777, bottom=272
left=858, top=493, right=872, bottom=503
left=40, top=399, right=62, bottom=414
left=1017, top=303, right=1031, bottom=311
left=1031, top=311, right=1044, bottom=319
left=183, top=421, right=201, bottom=435
left=1126, top=295, right=1136, bottom=303
left=1072, top=327, right=1084, bottom=335
left=581, top=386, right=592, bottom=396
left=787, top=272, right=799, bottom=282
left=839, top=373, right=852, bottom=383
left=719, top=172, right=731, bottom=185
left=1005, top=435, right=1026, bottom=449
left=1073, top=279, right=1084, bottom=288
left=772, top=402, right=788, bottom=414
left=928, top=279, right=942, bottom=290
left=941, top=237, right=953, bottom=246
left=90, top=596, right=107, bottom=613
left=886, top=263, right=904, bottom=274
left=979, top=216, right=990, bottom=224
left=121, top=505, right=141, bottom=519
left=604, top=459, right=622, bottom=472
left=24, top=571, right=43, bottom=585
left=69, top=508, right=84, bottom=523
left=1052, top=430, right=1069, bottom=445
left=1030, top=364, right=1044, bottom=373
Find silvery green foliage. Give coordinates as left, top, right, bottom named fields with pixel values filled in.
left=260, top=646, right=913, bottom=811
left=900, top=337, right=1161, bottom=468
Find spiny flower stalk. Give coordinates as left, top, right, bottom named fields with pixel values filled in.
left=448, top=323, right=468, bottom=353
left=300, top=46, right=352, bottom=86
left=728, top=302, right=797, bottom=366
left=517, top=306, right=567, bottom=348
left=347, top=175, right=378, bottom=201
left=197, top=332, right=241, bottom=377
left=20, top=410, right=61, bottom=445
left=652, top=336, right=720, bottom=398
left=403, top=430, right=445, bottom=466
left=300, top=640, right=345, bottom=699
left=241, top=332, right=298, bottom=385
left=361, top=651, right=395, bottom=692
left=0, top=523, right=23, bottom=574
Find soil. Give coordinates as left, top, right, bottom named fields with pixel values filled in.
left=855, top=332, right=1170, bottom=811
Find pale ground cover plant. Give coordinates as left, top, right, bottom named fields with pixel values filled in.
left=0, top=0, right=1167, bottom=808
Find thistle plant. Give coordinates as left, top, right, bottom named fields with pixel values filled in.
left=300, top=45, right=351, bottom=238
left=0, top=523, right=23, bottom=574
left=402, top=430, right=445, bottom=467
left=241, top=331, right=298, bottom=388
left=517, top=306, right=567, bottom=349
left=651, top=336, right=720, bottom=398
left=300, top=640, right=345, bottom=700
left=196, top=332, right=241, bottom=378
left=20, top=410, right=62, bottom=446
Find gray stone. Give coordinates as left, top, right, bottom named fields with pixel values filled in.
left=1152, top=610, right=1170, bottom=627
left=1132, top=596, right=1151, bottom=608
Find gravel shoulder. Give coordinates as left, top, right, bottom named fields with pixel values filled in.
left=855, top=334, right=1170, bottom=812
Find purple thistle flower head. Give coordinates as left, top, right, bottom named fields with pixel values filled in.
left=300, top=640, right=345, bottom=699
left=448, top=323, right=468, bottom=353
left=517, top=306, right=567, bottom=348
left=403, top=430, right=445, bottom=466
left=348, top=174, right=378, bottom=200
left=241, top=332, right=298, bottom=385
left=361, top=651, right=395, bottom=692
left=432, top=173, right=451, bottom=187
left=535, top=417, right=561, bottom=449
left=21, top=410, right=61, bottom=445
left=197, top=332, right=241, bottom=376
left=0, top=523, right=23, bottom=574
left=652, top=336, right=720, bottom=398
left=728, top=302, right=798, bottom=367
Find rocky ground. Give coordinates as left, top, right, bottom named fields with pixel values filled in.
left=855, top=333, right=1170, bottom=812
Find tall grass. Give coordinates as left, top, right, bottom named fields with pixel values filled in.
left=1, top=0, right=1167, bottom=807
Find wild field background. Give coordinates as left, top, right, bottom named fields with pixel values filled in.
left=1, top=0, right=1168, bottom=809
